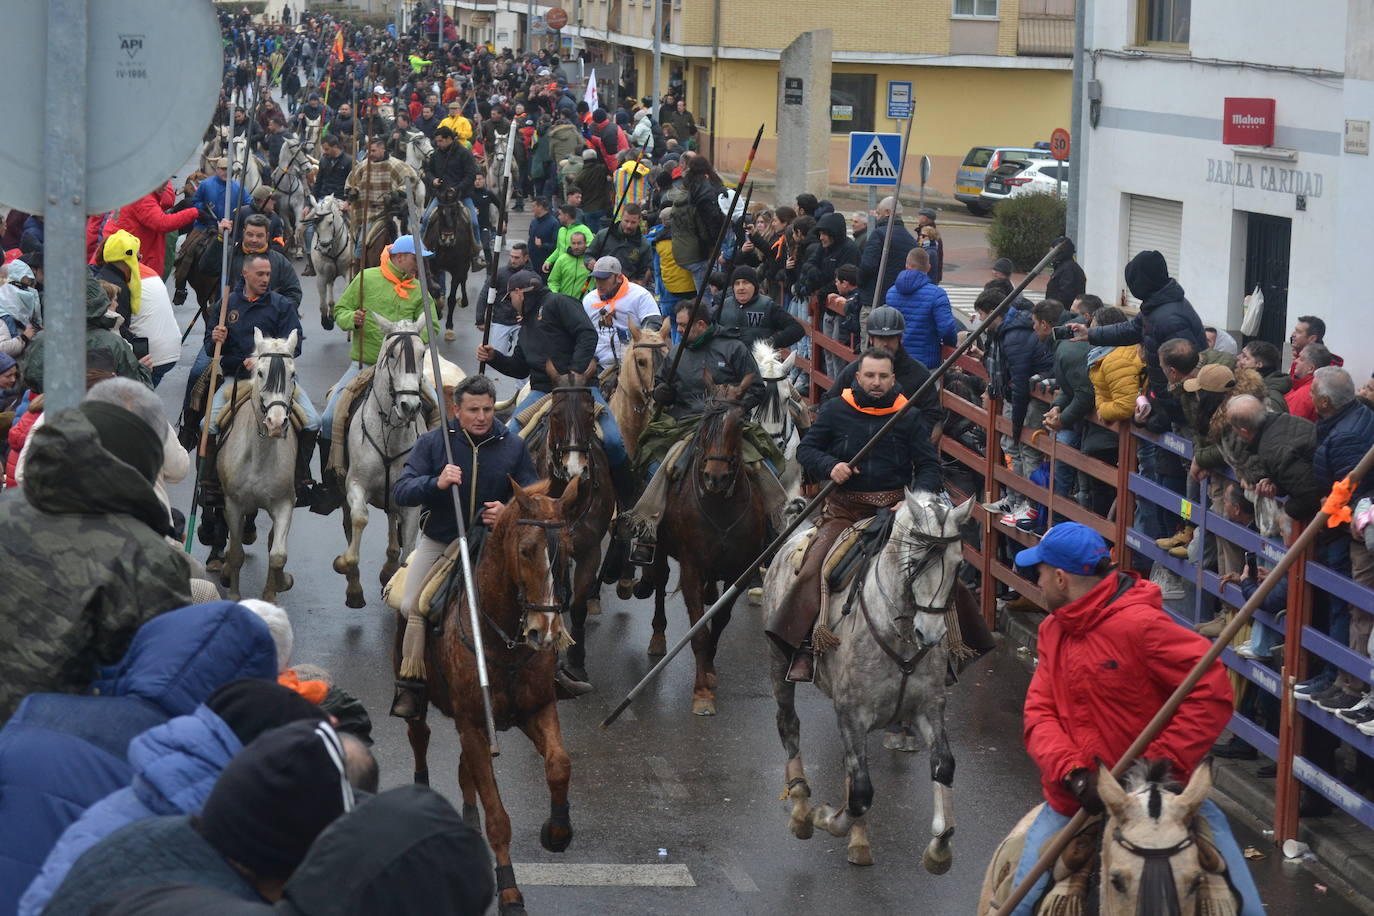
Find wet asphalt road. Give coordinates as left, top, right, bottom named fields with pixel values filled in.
left=150, top=147, right=1364, bottom=914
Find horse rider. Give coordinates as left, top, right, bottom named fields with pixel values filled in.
left=823, top=306, right=941, bottom=434
left=314, top=234, right=433, bottom=514
left=1002, top=522, right=1262, bottom=915
left=385, top=110, right=424, bottom=162
left=301, top=133, right=353, bottom=277
left=389, top=371, right=539, bottom=720
left=344, top=137, right=419, bottom=261
left=175, top=157, right=244, bottom=305
left=196, top=252, right=320, bottom=556
left=715, top=265, right=804, bottom=350
left=476, top=270, right=639, bottom=510
left=227, top=186, right=288, bottom=253
left=581, top=255, right=660, bottom=382
left=293, top=91, right=332, bottom=136
left=422, top=126, right=485, bottom=269
left=262, top=116, right=297, bottom=172
left=770, top=346, right=943, bottom=682
left=619, top=298, right=785, bottom=570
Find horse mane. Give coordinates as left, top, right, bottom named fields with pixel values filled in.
left=1121, top=758, right=1184, bottom=796
left=261, top=353, right=288, bottom=393
left=751, top=339, right=783, bottom=376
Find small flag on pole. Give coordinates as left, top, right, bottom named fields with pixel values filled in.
left=584, top=70, right=599, bottom=112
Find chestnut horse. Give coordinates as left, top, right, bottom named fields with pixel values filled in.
left=643, top=378, right=769, bottom=716
left=538, top=365, right=616, bottom=685
left=400, top=479, right=581, bottom=916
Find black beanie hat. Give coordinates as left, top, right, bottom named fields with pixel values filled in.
left=730, top=265, right=758, bottom=288
left=207, top=678, right=328, bottom=747
left=78, top=401, right=164, bottom=484
left=200, top=720, right=355, bottom=881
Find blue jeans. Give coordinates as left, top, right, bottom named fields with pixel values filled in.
left=506, top=387, right=627, bottom=470
left=150, top=362, right=176, bottom=388
left=1009, top=801, right=1262, bottom=915
left=207, top=378, right=320, bottom=434
left=322, top=363, right=364, bottom=442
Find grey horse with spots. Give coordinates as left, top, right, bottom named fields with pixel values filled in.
left=761, top=489, right=973, bottom=869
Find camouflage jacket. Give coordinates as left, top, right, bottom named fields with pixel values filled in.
left=0, top=408, right=192, bottom=722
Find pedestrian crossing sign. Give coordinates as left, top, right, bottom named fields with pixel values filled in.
left=848, top=132, right=902, bottom=186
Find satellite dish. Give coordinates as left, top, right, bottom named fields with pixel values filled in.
left=0, top=0, right=221, bottom=215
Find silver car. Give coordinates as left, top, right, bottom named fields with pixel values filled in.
left=954, top=145, right=1052, bottom=215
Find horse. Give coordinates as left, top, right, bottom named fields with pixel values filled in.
left=401, top=129, right=434, bottom=178
left=536, top=363, right=616, bottom=684
left=751, top=340, right=806, bottom=515
left=218, top=329, right=302, bottom=603
left=360, top=189, right=407, bottom=271
left=270, top=136, right=316, bottom=259
left=762, top=489, right=972, bottom=869
left=420, top=186, right=473, bottom=340
left=400, top=479, right=582, bottom=916
left=333, top=317, right=431, bottom=609
left=201, top=123, right=228, bottom=173
left=298, top=111, right=325, bottom=157
left=643, top=377, right=770, bottom=715
left=228, top=134, right=265, bottom=199
left=305, top=195, right=354, bottom=331
left=484, top=127, right=510, bottom=187
left=978, top=761, right=1234, bottom=916
left=608, top=318, right=671, bottom=463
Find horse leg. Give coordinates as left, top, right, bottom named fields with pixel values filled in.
left=565, top=553, right=593, bottom=679
left=520, top=702, right=574, bottom=853
left=917, top=699, right=957, bottom=875
left=393, top=610, right=434, bottom=784
left=457, top=725, right=525, bottom=915
left=380, top=506, right=402, bottom=586
left=262, top=499, right=294, bottom=602
left=331, top=474, right=368, bottom=608
left=812, top=709, right=876, bottom=867
left=647, top=552, right=668, bottom=657
left=681, top=565, right=717, bottom=716
left=443, top=274, right=457, bottom=340
left=704, top=582, right=737, bottom=690
left=458, top=752, right=481, bottom=829
left=770, top=641, right=814, bottom=840
left=223, top=500, right=246, bottom=600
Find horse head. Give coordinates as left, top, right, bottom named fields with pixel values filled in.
left=374, top=315, right=427, bottom=422
left=890, top=491, right=973, bottom=622
left=1098, top=759, right=1225, bottom=916
left=250, top=328, right=299, bottom=439
left=696, top=370, right=752, bottom=497
left=750, top=339, right=798, bottom=443
left=623, top=318, right=670, bottom=404
left=544, top=359, right=599, bottom=483
left=434, top=186, right=463, bottom=246
left=492, top=479, right=581, bottom=650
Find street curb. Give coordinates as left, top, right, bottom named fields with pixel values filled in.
left=997, top=602, right=1374, bottom=913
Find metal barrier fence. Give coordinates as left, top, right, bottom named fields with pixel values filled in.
left=789, top=303, right=1374, bottom=847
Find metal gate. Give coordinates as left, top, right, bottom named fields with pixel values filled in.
left=1124, top=194, right=1183, bottom=305
left=1244, top=212, right=1292, bottom=348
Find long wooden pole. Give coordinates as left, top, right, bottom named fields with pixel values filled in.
left=602, top=239, right=1071, bottom=728
left=989, top=443, right=1374, bottom=915
left=478, top=124, right=519, bottom=376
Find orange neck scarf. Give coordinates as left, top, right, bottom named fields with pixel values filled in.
left=379, top=247, right=417, bottom=299
left=595, top=276, right=630, bottom=318
left=842, top=387, right=908, bottom=415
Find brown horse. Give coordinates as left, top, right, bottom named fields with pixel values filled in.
left=536, top=364, right=616, bottom=685
left=400, top=479, right=580, bottom=915
left=421, top=186, right=474, bottom=341
left=360, top=190, right=406, bottom=271
left=643, top=377, right=769, bottom=715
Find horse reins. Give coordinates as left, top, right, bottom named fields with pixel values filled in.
left=361, top=331, right=426, bottom=510
left=547, top=385, right=599, bottom=483
left=249, top=352, right=295, bottom=439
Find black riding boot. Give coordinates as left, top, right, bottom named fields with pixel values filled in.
left=295, top=428, right=319, bottom=507
left=196, top=436, right=228, bottom=551
left=609, top=461, right=639, bottom=512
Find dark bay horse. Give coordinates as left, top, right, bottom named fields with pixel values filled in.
left=537, top=364, right=616, bottom=685
left=421, top=186, right=473, bottom=341
left=400, top=479, right=581, bottom=916
left=644, top=377, right=768, bottom=716
left=360, top=190, right=407, bottom=271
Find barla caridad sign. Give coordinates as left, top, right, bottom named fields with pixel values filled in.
left=1206, top=158, right=1323, bottom=198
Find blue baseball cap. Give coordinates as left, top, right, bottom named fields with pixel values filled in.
left=1014, top=522, right=1111, bottom=575
left=390, top=234, right=434, bottom=257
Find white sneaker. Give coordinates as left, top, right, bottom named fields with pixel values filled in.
left=1358, top=715, right=1374, bottom=736
left=1234, top=643, right=1265, bottom=661
left=983, top=494, right=1018, bottom=514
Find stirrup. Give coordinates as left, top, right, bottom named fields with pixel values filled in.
left=628, top=536, right=656, bottom=567
left=785, top=646, right=815, bottom=684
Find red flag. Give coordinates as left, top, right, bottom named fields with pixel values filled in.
left=331, top=26, right=345, bottom=62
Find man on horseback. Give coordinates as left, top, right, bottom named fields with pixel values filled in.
left=823, top=306, right=941, bottom=432
left=315, top=234, right=433, bottom=513
left=345, top=137, right=419, bottom=262
left=996, top=522, right=1261, bottom=914
left=581, top=255, right=660, bottom=378
left=422, top=127, right=484, bottom=270
left=773, top=347, right=942, bottom=683
left=476, top=271, right=638, bottom=510
left=301, top=134, right=353, bottom=277
left=175, top=158, right=243, bottom=306
left=197, top=253, right=320, bottom=556
left=390, top=373, right=538, bottom=720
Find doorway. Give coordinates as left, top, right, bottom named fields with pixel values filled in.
left=1244, top=213, right=1291, bottom=348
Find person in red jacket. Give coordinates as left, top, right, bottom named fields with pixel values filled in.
left=110, top=182, right=207, bottom=278
left=1002, top=522, right=1262, bottom=915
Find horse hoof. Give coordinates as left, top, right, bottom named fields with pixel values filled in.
left=691, top=696, right=716, bottom=717
left=922, top=846, right=953, bottom=875
left=380, top=563, right=398, bottom=586
left=789, top=813, right=814, bottom=841
left=321, top=314, right=335, bottom=331
left=444, top=329, right=456, bottom=341
left=277, top=572, right=294, bottom=593
left=616, top=580, right=635, bottom=600
left=414, top=769, right=429, bottom=786
left=647, top=634, right=666, bottom=657
left=848, top=843, right=875, bottom=867
left=499, top=902, right=527, bottom=916
left=462, top=802, right=481, bottom=830
left=540, top=817, right=574, bottom=853
left=586, top=597, right=601, bottom=616
left=345, top=590, right=366, bottom=609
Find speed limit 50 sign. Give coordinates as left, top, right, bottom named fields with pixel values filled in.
left=1050, top=128, right=1071, bottom=161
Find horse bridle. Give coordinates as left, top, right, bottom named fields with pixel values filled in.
left=376, top=331, right=425, bottom=423
left=251, top=352, right=295, bottom=438
left=308, top=206, right=349, bottom=261
left=757, top=370, right=796, bottom=450
left=480, top=517, right=572, bottom=649
left=625, top=340, right=668, bottom=415
left=548, top=385, right=598, bottom=481
left=695, top=397, right=748, bottom=499
left=272, top=144, right=308, bottom=195
left=1111, top=828, right=1197, bottom=916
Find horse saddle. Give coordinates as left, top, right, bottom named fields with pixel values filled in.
left=328, top=366, right=441, bottom=476
left=822, top=508, right=897, bottom=594
left=361, top=218, right=397, bottom=250
left=215, top=382, right=309, bottom=434
left=384, top=530, right=487, bottom=623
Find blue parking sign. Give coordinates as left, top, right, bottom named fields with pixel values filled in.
left=848, top=132, right=902, bottom=186
left=887, top=81, right=913, bottom=120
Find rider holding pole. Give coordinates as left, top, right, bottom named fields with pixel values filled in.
left=390, top=371, right=538, bottom=720
left=422, top=126, right=485, bottom=270
left=996, top=522, right=1262, bottom=915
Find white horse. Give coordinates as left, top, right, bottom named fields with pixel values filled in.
left=751, top=340, right=805, bottom=513
left=332, top=317, right=432, bottom=609
left=484, top=129, right=510, bottom=187
left=228, top=134, right=265, bottom=199
left=220, top=329, right=301, bottom=603
left=306, top=195, right=354, bottom=330
left=401, top=130, right=434, bottom=178
left=271, top=136, right=316, bottom=259
left=201, top=124, right=228, bottom=174
left=298, top=111, right=325, bottom=157
left=763, top=490, right=973, bottom=869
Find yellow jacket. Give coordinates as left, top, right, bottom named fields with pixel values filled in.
left=438, top=114, right=473, bottom=147
left=1089, top=345, right=1145, bottom=423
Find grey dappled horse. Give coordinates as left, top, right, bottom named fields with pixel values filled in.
left=762, top=490, right=973, bottom=868
left=271, top=137, right=315, bottom=259
left=306, top=195, right=354, bottom=330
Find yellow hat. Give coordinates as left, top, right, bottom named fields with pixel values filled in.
left=102, top=230, right=142, bottom=315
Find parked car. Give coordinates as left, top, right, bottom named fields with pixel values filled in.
left=980, top=159, right=1069, bottom=207
left=954, top=145, right=1053, bottom=215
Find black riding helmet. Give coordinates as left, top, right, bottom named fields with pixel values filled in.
left=867, top=306, right=905, bottom=337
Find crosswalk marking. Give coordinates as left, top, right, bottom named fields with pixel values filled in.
left=513, top=863, right=696, bottom=887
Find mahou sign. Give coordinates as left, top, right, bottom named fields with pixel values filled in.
left=1222, top=97, right=1276, bottom=146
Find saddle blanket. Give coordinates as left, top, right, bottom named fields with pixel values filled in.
left=213, top=381, right=309, bottom=433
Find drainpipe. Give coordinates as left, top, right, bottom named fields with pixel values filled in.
left=710, top=0, right=720, bottom=163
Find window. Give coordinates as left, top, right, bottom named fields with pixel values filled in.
left=1138, top=0, right=1190, bottom=45
left=953, top=0, right=999, bottom=17
left=830, top=73, right=875, bottom=134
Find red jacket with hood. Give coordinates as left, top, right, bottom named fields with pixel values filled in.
left=110, top=183, right=198, bottom=277
left=1023, top=571, right=1233, bottom=816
